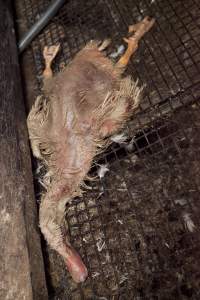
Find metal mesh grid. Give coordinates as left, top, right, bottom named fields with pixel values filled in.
left=22, top=0, right=200, bottom=114
left=17, top=0, right=200, bottom=299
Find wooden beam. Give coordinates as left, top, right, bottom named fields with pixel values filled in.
left=0, top=2, right=48, bottom=299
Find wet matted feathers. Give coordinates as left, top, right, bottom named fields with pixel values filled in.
left=27, top=17, right=155, bottom=283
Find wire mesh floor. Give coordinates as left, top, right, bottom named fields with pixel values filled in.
left=17, top=0, right=200, bottom=299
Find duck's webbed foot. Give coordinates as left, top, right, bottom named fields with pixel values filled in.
left=116, top=16, right=155, bottom=69
left=43, top=44, right=60, bottom=79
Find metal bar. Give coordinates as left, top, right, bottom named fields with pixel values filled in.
left=18, top=0, right=66, bottom=53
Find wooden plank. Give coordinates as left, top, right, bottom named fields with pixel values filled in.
left=0, top=2, right=48, bottom=299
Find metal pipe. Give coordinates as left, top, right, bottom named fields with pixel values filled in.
left=18, top=0, right=65, bottom=53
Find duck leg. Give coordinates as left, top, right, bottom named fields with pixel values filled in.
left=116, top=16, right=155, bottom=69
left=27, top=46, right=60, bottom=159
left=43, top=44, right=60, bottom=79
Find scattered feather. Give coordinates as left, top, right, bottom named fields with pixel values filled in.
left=183, top=213, right=196, bottom=232
left=82, top=237, right=88, bottom=243
left=92, top=272, right=100, bottom=278
left=164, top=242, right=170, bottom=248
left=105, top=252, right=111, bottom=262
left=97, top=164, right=109, bottom=179
left=97, top=191, right=104, bottom=200
left=109, top=44, right=125, bottom=58
left=117, top=219, right=123, bottom=225
left=111, top=133, right=128, bottom=144
left=174, top=198, right=187, bottom=206
left=117, top=188, right=127, bottom=192
left=96, top=239, right=106, bottom=252
left=119, top=273, right=128, bottom=284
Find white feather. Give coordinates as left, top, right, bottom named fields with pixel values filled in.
left=82, top=237, right=88, bottom=243
left=96, top=239, right=106, bottom=252
left=92, top=272, right=100, bottom=278
left=119, top=273, right=128, bottom=284
left=117, top=219, right=123, bottom=225
left=97, top=164, right=109, bottom=179
left=109, top=44, right=125, bottom=58
left=183, top=213, right=196, bottom=232
left=174, top=198, right=187, bottom=206
left=111, top=133, right=128, bottom=144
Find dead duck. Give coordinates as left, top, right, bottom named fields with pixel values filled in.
left=27, top=16, right=155, bottom=283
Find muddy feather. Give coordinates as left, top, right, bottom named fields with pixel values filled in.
left=27, top=17, right=155, bottom=283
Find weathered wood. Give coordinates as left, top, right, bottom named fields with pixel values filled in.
left=0, top=2, right=48, bottom=299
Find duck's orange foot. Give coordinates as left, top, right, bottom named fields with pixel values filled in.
left=43, top=44, right=60, bottom=79
left=117, top=16, right=155, bottom=68
left=128, top=16, right=155, bottom=39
